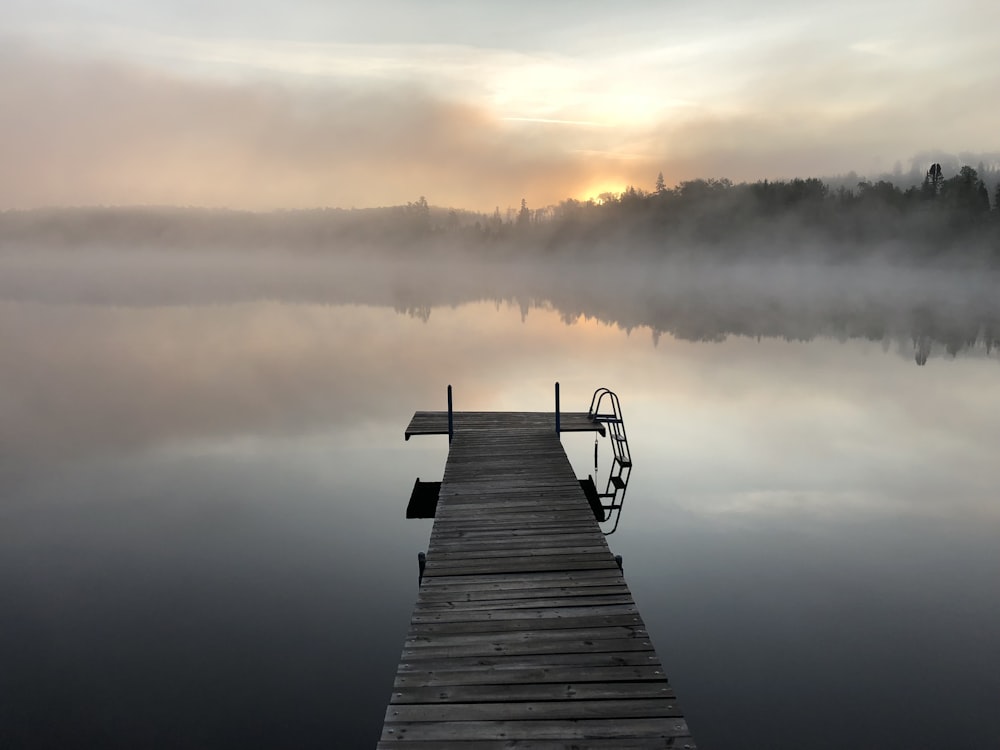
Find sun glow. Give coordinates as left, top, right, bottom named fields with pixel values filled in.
left=576, top=182, right=626, bottom=204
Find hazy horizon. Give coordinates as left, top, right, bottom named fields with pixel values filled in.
left=0, top=153, right=998, bottom=214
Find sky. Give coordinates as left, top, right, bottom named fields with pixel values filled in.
left=1, top=0, right=998, bottom=211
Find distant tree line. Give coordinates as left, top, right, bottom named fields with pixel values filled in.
left=476, top=163, right=999, bottom=263
left=1, top=164, right=998, bottom=264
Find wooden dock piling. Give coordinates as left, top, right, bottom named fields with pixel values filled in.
left=381, top=407, right=696, bottom=748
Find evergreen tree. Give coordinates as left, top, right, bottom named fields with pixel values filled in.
left=941, top=166, right=989, bottom=216
left=406, top=195, right=430, bottom=233
left=516, top=198, right=531, bottom=227
left=977, top=180, right=991, bottom=213
left=922, top=162, right=943, bottom=199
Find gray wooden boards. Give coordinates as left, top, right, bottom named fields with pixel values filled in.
left=405, top=411, right=606, bottom=440
left=382, top=414, right=695, bottom=748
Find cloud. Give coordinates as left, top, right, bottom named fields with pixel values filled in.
left=2, top=19, right=999, bottom=212
left=0, top=42, right=630, bottom=210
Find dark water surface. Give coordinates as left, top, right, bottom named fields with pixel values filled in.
left=2, top=257, right=999, bottom=748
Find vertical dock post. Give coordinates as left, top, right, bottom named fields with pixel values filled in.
left=555, top=381, right=561, bottom=435
left=447, top=385, right=454, bottom=444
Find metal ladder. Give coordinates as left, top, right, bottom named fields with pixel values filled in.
left=587, top=387, right=631, bottom=535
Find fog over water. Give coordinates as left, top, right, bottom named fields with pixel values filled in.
left=3, top=247, right=999, bottom=353
left=2, top=245, right=999, bottom=748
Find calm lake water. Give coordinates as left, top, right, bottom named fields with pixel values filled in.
left=1, top=254, right=999, bottom=748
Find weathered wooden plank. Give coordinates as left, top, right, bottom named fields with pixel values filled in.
left=429, top=527, right=601, bottom=539
left=441, top=470, right=580, bottom=478
left=404, top=626, right=646, bottom=647
left=417, top=570, right=624, bottom=589
left=381, top=717, right=692, bottom=741
left=429, top=526, right=607, bottom=538
left=434, top=503, right=596, bottom=516
left=421, top=568, right=617, bottom=582
left=426, top=537, right=609, bottom=552
left=434, top=502, right=594, bottom=515
left=410, top=603, right=638, bottom=624
left=430, top=513, right=598, bottom=525
left=426, top=550, right=615, bottom=566
left=427, top=535, right=606, bottom=547
left=401, top=637, right=654, bottom=660
left=441, top=476, right=579, bottom=483
left=416, top=585, right=631, bottom=603
left=431, top=518, right=600, bottom=528
left=435, top=494, right=592, bottom=506
left=422, top=561, right=620, bottom=577
left=427, top=556, right=618, bottom=574
left=414, top=594, right=637, bottom=612
left=393, top=664, right=669, bottom=688
left=442, top=467, right=577, bottom=475
left=422, top=550, right=614, bottom=565
left=389, top=681, right=676, bottom=704
left=425, top=553, right=617, bottom=569
left=385, top=699, right=684, bottom=724
left=423, top=559, right=618, bottom=573
left=417, top=579, right=630, bottom=606
left=407, top=613, right=646, bottom=636
left=431, top=517, right=600, bottom=528
left=433, top=515, right=599, bottom=526
left=429, top=523, right=601, bottom=534
left=438, top=490, right=586, bottom=500
left=395, top=650, right=662, bottom=672
left=378, top=739, right=694, bottom=750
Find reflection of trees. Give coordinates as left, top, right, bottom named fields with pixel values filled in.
left=375, top=261, right=1000, bottom=366
left=2, top=244, right=998, bottom=366
left=394, top=304, right=431, bottom=322
left=914, top=336, right=931, bottom=366
left=374, top=260, right=1000, bottom=366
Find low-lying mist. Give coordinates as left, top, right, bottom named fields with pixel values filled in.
left=2, top=245, right=997, bottom=364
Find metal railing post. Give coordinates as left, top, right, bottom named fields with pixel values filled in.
left=447, top=384, right=454, bottom=444
left=555, top=381, right=561, bottom=435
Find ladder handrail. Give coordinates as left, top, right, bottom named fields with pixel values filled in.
left=587, top=387, right=615, bottom=418
left=589, top=388, right=631, bottom=469
left=588, top=387, right=632, bottom=535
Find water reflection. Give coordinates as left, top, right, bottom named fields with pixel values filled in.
left=1, top=252, right=999, bottom=748
left=2, top=251, right=999, bottom=364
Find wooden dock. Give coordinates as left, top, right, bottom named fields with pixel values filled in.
left=380, top=410, right=695, bottom=749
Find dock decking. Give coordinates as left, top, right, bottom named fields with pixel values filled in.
left=405, top=411, right=606, bottom=439
left=380, top=411, right=695, bottom=748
